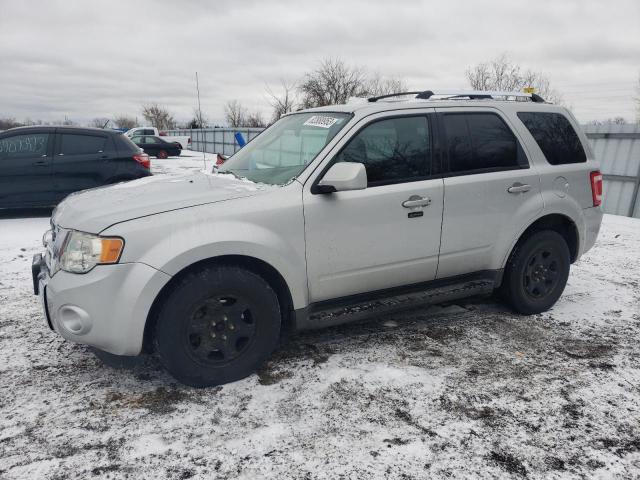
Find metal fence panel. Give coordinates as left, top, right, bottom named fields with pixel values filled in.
left=583, top=124, right=640, bottom=218
left=165, top=128, right=264, bottom=156
left=172, top=125, right=640, bottom=219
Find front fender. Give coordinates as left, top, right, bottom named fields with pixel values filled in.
left=103, top=187, right=308, bottom=308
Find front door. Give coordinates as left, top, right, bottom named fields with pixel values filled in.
left=303, top=113, right=444, bottom=303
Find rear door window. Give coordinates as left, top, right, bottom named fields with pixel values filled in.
left=335, top=115, right=432, bottom=185
left=60, top=134, right=107, bottom=155
left=441, top=112, right=526, bottom=174
left=0, top=133, right=49, bottom=160
left=517, top=112, right=586, bottom=165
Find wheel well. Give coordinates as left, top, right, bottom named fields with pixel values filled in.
left=142, top=255, right=295, bottom=353
left=518, top=214, right=579, bottom=263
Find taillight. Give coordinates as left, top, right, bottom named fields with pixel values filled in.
left=188, top=137, right=192, bottom=144
left=215, top=153, right=226, bottom=166
left=133, top=153, right=150, bottom=169
left=590, top=171, right=603, bottom=207
left=159, top=131, right=167, bottom=136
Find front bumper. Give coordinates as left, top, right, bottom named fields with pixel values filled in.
left=33, top=255, right=171, bottom=356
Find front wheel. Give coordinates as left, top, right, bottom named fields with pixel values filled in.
left=154, top=265, right=281, bottom=387
left=157, top=150, right=169, bottom=159
left=501, top=230, right=570, bottom=315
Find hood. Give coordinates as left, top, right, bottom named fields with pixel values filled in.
left=53, top=171, right=273, bottom=233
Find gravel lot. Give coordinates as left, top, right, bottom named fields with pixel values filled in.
left=1, top=154, right=639, bottom=479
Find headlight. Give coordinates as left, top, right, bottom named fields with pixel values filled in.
left=58, top=231, right=124, bottom=274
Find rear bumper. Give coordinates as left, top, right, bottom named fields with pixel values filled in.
left=34, top=257, right=171, bottom=356
left=581, top=206, right=603, bottom=257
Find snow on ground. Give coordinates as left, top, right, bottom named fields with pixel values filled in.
left=1, top=158, right=639, bottom=479
left=150, top=149, right=218, bottom=176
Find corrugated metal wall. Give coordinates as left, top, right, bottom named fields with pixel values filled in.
left=583, top=124, right=640, bottom=218
left=165, top=128, right=263, bottom=156
left=172, top=124, right=640, bottom=218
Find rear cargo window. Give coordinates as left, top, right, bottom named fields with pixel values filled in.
left=517, top=112, right=586, bottom=165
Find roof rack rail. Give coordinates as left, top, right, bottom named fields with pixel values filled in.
left=367, top=91, right=432, bottom=102
left=367, top=90, right=546, bottom=103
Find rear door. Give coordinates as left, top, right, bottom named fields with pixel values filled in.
left=53, top=131, right=116, bottom=201
left=435, top=108, right=544, bottom=278
left=0, top=130, right=55, bottom=208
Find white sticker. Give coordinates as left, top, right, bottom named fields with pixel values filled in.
left=303, top=115, right=339, bottom=128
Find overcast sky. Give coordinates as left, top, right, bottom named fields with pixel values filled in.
left=1, top=0, right=639, bottom=126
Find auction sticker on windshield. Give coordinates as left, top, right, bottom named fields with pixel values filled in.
left=303, top=115, right=340, bottom=128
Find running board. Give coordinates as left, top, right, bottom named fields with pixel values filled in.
left=294, top=271, right=500, bottom=330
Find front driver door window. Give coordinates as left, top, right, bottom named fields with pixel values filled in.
left=303, top=113, right=445, bottom=303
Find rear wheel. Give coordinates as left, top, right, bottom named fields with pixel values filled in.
left=501, top=230, right=570, bottom=315
left=157, top=149, right=169, bottom=159
left=154, top=265, right=281, bottom=387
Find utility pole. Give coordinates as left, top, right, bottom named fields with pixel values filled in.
left=196, top=72, right=206, bottom=170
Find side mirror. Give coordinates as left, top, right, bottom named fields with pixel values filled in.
left=316, top=162, right=367, bottom=193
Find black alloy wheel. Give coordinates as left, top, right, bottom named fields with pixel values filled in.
left=154, top=265, right=281, bottom=387
left=185, top=295, right=257, bottom=365
left=501, top=230, right=570, bottom=315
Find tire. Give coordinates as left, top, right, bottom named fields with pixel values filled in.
left=501, top=230, right=570, bottom=315
left=154, top=265, right=281, bottom=387
left=157, top=150, right=169, bottom=159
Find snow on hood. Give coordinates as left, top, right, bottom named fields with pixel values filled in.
left=52, top=171, right=272, bottom=233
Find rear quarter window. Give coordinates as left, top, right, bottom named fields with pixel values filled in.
left=517, top=112, right=586, bottom=165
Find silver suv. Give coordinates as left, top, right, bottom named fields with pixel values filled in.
left=33, top=90, right=603, bottom=387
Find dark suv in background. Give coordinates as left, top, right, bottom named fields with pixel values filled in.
left=0, top=126, right=151, bottom=209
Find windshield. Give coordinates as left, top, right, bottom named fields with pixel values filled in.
left=219, top=112, right=351, bottom=185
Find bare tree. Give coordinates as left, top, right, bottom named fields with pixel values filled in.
left=466, top=53, right=563, bottom=103
left=298, top=58, right=410, bottom=108
left=365, top=73, right=408, bottom=98
left=588, top=117, right=628, bottom=126
left=90, top=117, right=110, bottom=128
left=113, top=115, right=136, bottom=130
left=0, top=118, right=22, bottom=130
left=266, top=80, right=298, bottom=122
left=224, top=100, right=247, bottom=127
left=141, top=104, right=176, bottom=130
left=298, top=58, right=370, bottom=108
left=245, top=111, right=267, bottom=128
left=187, top=108, right=207, bottom=129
